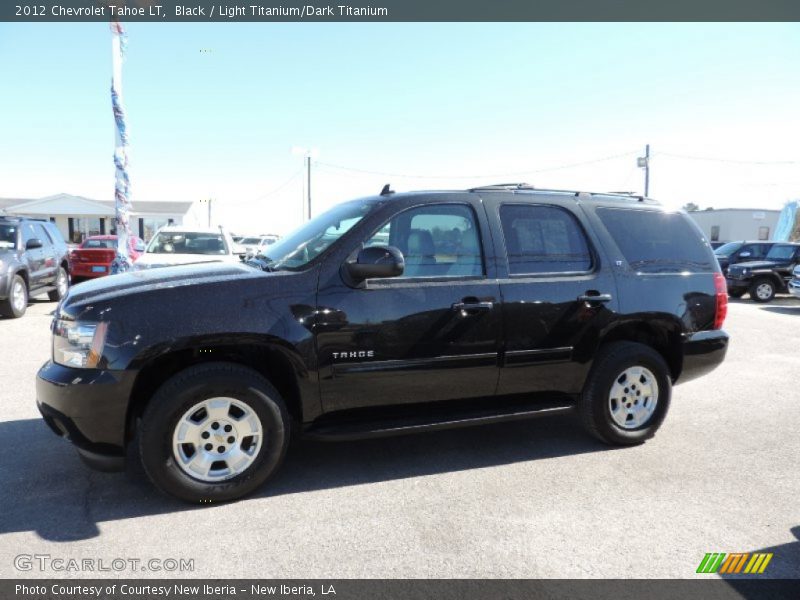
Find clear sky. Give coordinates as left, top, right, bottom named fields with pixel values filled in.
left=1, top=22, right=799, bottom=234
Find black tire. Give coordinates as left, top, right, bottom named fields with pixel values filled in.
left=728, top=289, right=745, bottom=299
left=139, top=362, right=290, bottom=503
left=0, top=274, right=28, bottom=318
left=749, top=278, right=776, bottom=303
left=579, top=341, right=672, bottom=446
left=48, top=266, right=69, bottom=301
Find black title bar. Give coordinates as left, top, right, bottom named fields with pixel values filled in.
left=4, top=0, right=800, bottom=22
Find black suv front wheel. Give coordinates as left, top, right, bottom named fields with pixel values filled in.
left=139, top=362, right=290, bottom=503
left=0, top=274, right=28, bottom=318
left=579, top=342, right=671, bottom=445
left=749, top=278, right=776, bottom=303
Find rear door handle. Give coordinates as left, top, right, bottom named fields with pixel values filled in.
left=578, top=292, right=612, bottom=304
left=452, top=300, right=494, bottom=314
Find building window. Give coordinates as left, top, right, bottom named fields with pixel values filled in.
left=68, top=217, right=103, bottom=244
left=710, top=226, right=720, bottom=241
left=758, top=226, right=769, bottom=241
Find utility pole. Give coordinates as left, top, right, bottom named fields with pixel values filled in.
left=292, top=147, right=318, bottom=221
left=200, top=198, right=212, bottom=226
left=638, top=144, right=650, bottom=197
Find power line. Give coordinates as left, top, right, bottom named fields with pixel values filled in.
left=314, top=150, right=639, bottom=181
left=655, top=151, right=800, bottom=166
left=224, top=170, right=304, bottom=206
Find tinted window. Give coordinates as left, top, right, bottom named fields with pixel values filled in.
left=147, top=232, right=228, bottom=255
left=765, top=245, right=798, bottom=260
left=714, top=241, right=742, bottom=257
left=499, top=204, right=592, bottom=275
left=0, top=224, right=17, bottom=249
left=597, top=208, right=713, bottom=272
left=84, top=239, right=115, bottom=249
left=365, top=204, right=483, bottom=278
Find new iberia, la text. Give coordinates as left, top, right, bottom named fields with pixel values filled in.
left=18, top=583, right=337, bottom=597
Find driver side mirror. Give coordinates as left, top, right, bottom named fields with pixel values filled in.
left=26, top=238, right=43, bottom=250
left=345, top=245, right=404, bottom=284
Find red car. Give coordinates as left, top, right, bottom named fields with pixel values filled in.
left=69, top=235, right=146, bottom=281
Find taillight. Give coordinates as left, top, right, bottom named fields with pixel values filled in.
left=713, top=272, right=727, bottom=329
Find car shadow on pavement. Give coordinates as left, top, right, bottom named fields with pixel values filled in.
left=0, top=413, right=611, bottom=541
left=760, top=305, right=800, bottom=315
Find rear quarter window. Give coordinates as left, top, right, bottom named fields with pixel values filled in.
left=596, top=207, right=713, bottom=272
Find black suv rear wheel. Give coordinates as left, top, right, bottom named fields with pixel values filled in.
left=579, top=342, right=671, bottom=445
left=139, top=362, right=290, bottom=503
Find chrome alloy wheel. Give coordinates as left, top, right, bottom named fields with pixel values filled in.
left=172, top=397, right=263, bottom=482
left=56, top=269, right=68, bottom=297
left=608, top=366, right=659, bottom=429
left=11, top=279, right=26, bottom=312
left=755, top=282, right=773, bottom=301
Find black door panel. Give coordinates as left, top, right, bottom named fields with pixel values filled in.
left=316, top=196, right=501, bottom=413
left=479, top=194, right=619, bottom=397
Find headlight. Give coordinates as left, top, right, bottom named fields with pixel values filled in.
left=53, top=320, right=109, bottom=368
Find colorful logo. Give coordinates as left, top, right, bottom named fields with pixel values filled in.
left=697, top=552, right=773, bottom=574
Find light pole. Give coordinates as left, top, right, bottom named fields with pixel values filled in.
left=292, top=147, right=319, bottom=221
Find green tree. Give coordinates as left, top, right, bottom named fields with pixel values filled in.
left=682, top=202, right=700, bottom=212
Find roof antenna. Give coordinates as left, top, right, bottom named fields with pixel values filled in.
left=380, top=183, right=394, bottom=196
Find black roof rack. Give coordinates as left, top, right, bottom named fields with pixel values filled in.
left=468, top=183, right=647, bottom=202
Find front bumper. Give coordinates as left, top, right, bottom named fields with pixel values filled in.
left=36, top=361, right=137, bottom=468
left=725, top=277, right=750, bottom=294
left=678, top=329, right=729, bottom=384
left=789, top=279, right=800, bottom=298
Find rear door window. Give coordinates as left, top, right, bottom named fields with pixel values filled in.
left=596, top=207, right=713, bottom=272
left=499, top=204, right=592, bottom=275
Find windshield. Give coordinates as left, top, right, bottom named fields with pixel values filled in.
left=241, top=237, right=262, bottom=245
left=0, top=224, right=16, bottom=249
left=714, top=241, right=742, bottom=257
left=259, top=200, right=376, bottom=270
left=147, top=232, right=228, bottom=255
left=765, top=245, right=796, bottom=260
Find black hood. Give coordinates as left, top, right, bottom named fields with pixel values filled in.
left=728, top=259, right=784, bottom=271
left=63, top=261, right=266, bottom=307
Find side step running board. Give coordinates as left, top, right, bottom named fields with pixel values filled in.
left=303, top=403, right=576, bottom=442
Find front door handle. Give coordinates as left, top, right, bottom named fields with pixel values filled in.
left=452, top=300, right=494, bottom=315
left=578, top=292, right=612, bottom=304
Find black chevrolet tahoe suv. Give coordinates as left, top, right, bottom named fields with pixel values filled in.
left=36, top=186, right=729, bottom=502
left=0, top=217, right=70, bottom=318
left=725, top=242, right=800, bottom=302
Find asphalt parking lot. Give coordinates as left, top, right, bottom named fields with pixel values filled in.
left=0, top=296, right=798, bottom=579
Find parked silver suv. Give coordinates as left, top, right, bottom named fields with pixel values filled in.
left=0, top=217, right=70, bottom=318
